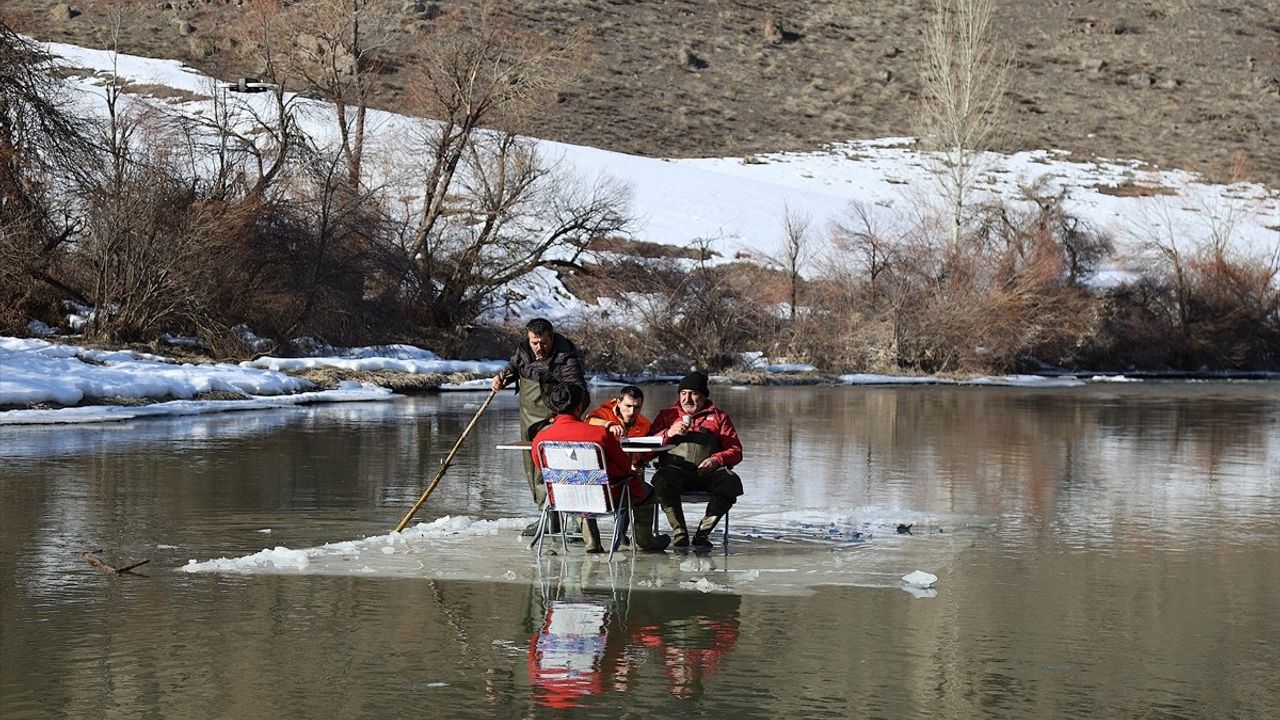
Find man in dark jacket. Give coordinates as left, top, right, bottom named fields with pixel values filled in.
left=492, top=318, right=588, bottom=507
left=650, top=372, right=744, bottom=550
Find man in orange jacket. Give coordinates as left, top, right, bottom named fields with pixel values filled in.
left=586, top=386, right=651, bottom=439
left=586, top=386, right=654, bottom=471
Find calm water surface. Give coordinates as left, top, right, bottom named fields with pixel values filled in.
left=2, top=383, right=1278, bottom=718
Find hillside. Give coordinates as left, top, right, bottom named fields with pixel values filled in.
left=7, top=0, right=1279, bottom=186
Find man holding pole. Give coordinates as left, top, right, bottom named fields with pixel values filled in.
left=491, top=318, right=588, bottom=509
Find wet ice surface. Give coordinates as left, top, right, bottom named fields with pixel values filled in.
left=182, top=510, right=987, bottom=597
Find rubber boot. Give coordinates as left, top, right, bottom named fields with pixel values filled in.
left=692, top=514, right=722, bottom=552
left=663, top=504, right=689, bottom=548
left=632, top=504, right=670, bottom=552
left=565, top=515, right=584, bottom=544
left=582, top=519, right=604, bottom=554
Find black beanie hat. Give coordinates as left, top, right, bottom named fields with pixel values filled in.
left=678, top=371, right=709, bottom=396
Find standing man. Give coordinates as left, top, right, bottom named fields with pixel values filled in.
left=649, top=372, right=744, bottom=550
left=491, top=318, right=587, bottom=508
left=532, top=384, right=671, bottom=553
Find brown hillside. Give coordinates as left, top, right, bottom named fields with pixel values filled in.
left=7, top=0, right=1279, bottom=186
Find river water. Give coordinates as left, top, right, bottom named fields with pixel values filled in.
left=1, top=383, right=1277, bottom=718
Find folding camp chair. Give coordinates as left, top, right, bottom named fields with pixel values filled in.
left=681, top=490, right=730, bottom=555
left=643, top=452, right=732, bottom=555
left=654, top=490, right=730, bottom=556
left=532, top=441, right=632, bottom=562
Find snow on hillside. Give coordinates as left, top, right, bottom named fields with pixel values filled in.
left=45, top=41, right=1280, bottom=273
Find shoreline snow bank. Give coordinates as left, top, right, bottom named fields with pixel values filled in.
left=0, top=383, right=393, bottom=426
left=1, top=337, right=312, bottom=407
left=0, top=337, right=405, bottom=425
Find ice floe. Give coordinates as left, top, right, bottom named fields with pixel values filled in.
left=180, top=511, right=981, bottom=597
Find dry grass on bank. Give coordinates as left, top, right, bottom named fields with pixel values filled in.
left=284, top=366, right=486, bottom=393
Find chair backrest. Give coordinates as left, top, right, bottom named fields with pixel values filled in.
left=539, top=441, right=606, bottom=471
left=537, top=441, right=613, bottom=514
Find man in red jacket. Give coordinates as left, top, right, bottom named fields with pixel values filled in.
left=649, top=372, right=744, bottom=550
left=532, top=384, right=671, bottom=553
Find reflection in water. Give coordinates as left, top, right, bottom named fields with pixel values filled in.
left=524, top=558, right=741, bottom=709
left=2, top=382, right=1278, bottom=718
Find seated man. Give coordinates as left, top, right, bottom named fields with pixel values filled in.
left=532, top=383, right=671, bottom=553
left=649, top=372, right=744, bottom=550
left=587, top=385, right=651, bottom=438
left=587, top=385, right=653, bottom=472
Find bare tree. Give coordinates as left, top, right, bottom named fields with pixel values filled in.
left=918, top=0, right=1009, bottom=248
left=401, top=5, right=585, bottom=268
left=829, top=201, right=901, bottom=311
left=370, top=6, right=620, bottom=335
left=0, top=23, right=96, bottom=329
left=285, top=0, right=397, bottom=190
left=196, top=0, right=308, bottom=199
left=389, top=132, right=631, bottom=333
left=776, top=204, right=811, bottom=326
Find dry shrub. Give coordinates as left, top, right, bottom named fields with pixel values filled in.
left=1072, top=246, right=1280, bottom=371
left=805, top=188, right=1112, bottom=373
left=556, top=246, right=785, bottom=373
left=791, top=276, right=898, bottom=372
left=438, top=323, right=524, bottom=362
left=641, top=256, right=783, bottom=371
left=1181, top=254, right=1280, bottom=367
left=571, top=317, right=653, bottom=375
left=1087, top=278, right=1181, bottom=369
left=0, top=22, right=94, bottom=333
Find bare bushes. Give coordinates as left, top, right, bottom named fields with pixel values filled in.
left=1089, top=236, right=1280, bottom=371
left=1, top=9, right=627, bottom=354
left=0, top=14, right=380, bottom=352
left=793, top=189, right=1112, bottom=373
left=567, top=240, right=786, bottom=373
left=793, top=183, right=1277, bottom=373
left=1181, top=254, right=1280, bottom=367
left=641, top=254, right=783, bottom=371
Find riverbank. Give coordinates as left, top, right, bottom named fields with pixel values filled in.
left=6, top=336, right=1278, bottom=426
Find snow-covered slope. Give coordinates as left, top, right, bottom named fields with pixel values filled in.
left=45, top=41, right=1280, bottom=267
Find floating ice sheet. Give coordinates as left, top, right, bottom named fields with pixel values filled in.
left=181, top=511, right=982, bottom=597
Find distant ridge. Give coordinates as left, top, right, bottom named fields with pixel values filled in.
left=8, top=0, right=1277, bottom=186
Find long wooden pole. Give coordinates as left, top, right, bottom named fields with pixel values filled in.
left=394, top=387, right=499, bottom=533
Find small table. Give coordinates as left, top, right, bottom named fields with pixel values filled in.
left=496, top=440, right=674, bottom=454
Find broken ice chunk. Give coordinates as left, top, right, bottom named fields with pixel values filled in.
left=901, top=570, right=938, bottom=588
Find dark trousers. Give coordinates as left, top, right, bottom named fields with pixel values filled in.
left=653, top=464, right=743, bottom=518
